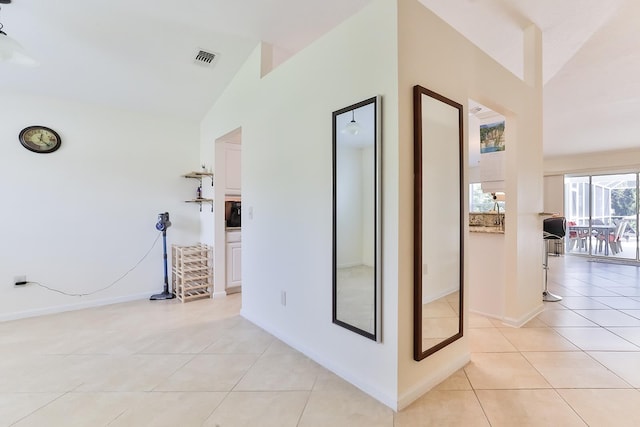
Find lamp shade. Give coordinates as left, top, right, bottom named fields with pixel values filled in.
left=0, top=30, right=38, bottom=66
left=341, top=109, right=361, bottom=135
left=343, top=119, right=360, bottom=135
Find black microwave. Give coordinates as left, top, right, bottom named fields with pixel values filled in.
left=226, top=201, right=241, bottom=227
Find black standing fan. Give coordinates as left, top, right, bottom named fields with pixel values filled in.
left=150, top=212, right=176, bottom=300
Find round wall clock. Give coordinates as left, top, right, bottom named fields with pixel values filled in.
left=19, top=126, right=62, bottom=153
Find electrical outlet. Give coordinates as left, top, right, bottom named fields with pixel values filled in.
left=14, top=275, right=27, bottom=286
left=280, top=290, right=286, bottom=306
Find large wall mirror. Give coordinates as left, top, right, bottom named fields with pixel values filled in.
left=413, top=85, right=463, bottom=360
left=332, top=96, right=382, bottom=342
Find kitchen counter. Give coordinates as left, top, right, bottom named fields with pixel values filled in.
left=470, top=212, right=504, bottom=234
left=470, top=225, right=504, bottom=234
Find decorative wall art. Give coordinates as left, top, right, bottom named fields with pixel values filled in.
left=479, top=121, right=505, bottom=153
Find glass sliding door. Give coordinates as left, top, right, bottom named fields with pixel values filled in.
left=565, top=176, right=592, bottom=254
left=592, top=174, right=637, bottom=260
left=565, top=173, right=639, bottom=262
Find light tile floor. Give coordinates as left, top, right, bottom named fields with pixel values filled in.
left=2, top=256, right=640, bottom=426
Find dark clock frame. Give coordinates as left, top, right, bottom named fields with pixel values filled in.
left=19, top=126, right=62, bottom=154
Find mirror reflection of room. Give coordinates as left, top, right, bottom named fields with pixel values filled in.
left=420, top=291, right=460, bottom=350
left=468, top=100, right=507, bottom=232
left=414, top=86, right=463, bottom=360
left=333, top=97, right=380, bottom=340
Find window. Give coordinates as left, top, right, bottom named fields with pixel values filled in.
left=469, top=183, right=505, bottom=213
left=564, top=173, right=638, bottom=261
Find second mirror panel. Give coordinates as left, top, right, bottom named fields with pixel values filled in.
left=333, top=96, right=381, bottom=341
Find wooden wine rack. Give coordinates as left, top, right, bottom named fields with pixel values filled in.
left=172, top=244, right=213, bottom=302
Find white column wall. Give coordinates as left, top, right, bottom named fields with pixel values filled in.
left=397, top=0, right=543, bottom=407
left=200, top=0, right=399, bottom=408
left=199, top=0, right=543, bottom=410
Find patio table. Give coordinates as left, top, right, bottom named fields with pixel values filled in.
left=567, top=224, right=617, bottom=255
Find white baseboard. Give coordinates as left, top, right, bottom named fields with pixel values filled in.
left=241, top=308, right=398, bottom=410
left=502, top=303, right=545, bottom=328
left=0, top=292, right=152, bottom=322
left=396, top=351, right=470, bottom=411
left=469, top=303, right=545, bottom=328
left=212, top=291, right=228, bottom=299
left=468, top=308, right=503, bottom=321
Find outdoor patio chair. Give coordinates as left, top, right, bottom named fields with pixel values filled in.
left=597, top=219, right=627, bottom=255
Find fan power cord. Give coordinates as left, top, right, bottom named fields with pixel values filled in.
left=26, top=232, right=162, bottom=297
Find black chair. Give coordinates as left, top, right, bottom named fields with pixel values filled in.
left=542, top=217, right=565, bottom=302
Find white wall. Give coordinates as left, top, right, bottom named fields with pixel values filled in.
left=543, top=175, right=565, bottom=216
left=545, top=148, right=640, bottom=176
left=0, top=94, right=200, bottom=320
left=200, top=0, right=399, bottom=409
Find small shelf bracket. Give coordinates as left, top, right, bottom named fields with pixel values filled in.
left=183, top=171, right=214, bottom=186
left=185, top=199, right=214, bottom=212
left=183, top=171, right=214, bottom=212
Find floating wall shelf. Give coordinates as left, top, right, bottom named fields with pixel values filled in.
left=183, top=171, right=214, bottom=186
left=184, top=171, right=214, bottom=212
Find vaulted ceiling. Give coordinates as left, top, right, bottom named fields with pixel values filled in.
left=422, top=0, right=640, bottom=157
left=2, top=0, right=638, bottom=158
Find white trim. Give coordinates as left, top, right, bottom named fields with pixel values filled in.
left=241, top=308, right=397, bottom=410
left=501, top=303, right=544, bottom=328
left=469, top=303, right=545, bottom=327
left=0, top=292, right=152, bottom=322
left=396, top=351, right=470, bottom=411
left=212, top=290, right=228, bottom=299
left=468, top=308, right=503, bottom=321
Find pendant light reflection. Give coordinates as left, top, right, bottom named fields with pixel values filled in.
left=342, top=109, right=361, bottom=135
left=0, top=4, right=39, bottom=67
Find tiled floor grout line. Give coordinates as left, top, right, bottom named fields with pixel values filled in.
left=552, top=387, right=591, bottom=427
left=149, top=352, right=198, bottom=392
left=463, top=367, right=493, bottom=426
left=294, top=389, right=314, bottom=427
left=8, top=391, right=69, bottom=427
left=228, top=350, right=264, bottom=393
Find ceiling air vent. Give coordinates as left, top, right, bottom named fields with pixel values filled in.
left=193, top=49, right=219, bottom=68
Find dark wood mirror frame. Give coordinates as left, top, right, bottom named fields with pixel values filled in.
left=413, top=85, right=464, bottom=361
left=332, top=96, right=382, bottom=342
